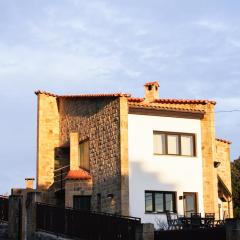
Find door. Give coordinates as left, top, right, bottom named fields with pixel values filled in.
left=183, top=192, right=197, bottom=217
left=73, top=196, right=91, bottom=211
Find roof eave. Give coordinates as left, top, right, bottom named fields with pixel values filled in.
left=128, top=105, right=205, bottom=119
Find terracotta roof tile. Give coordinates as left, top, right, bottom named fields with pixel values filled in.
left=128, top=97, right=145, bottom=103
left=216, top=138, right=232, bottom=144
left=65, top=169, right=92, bottom=180
left=35, top=90, right=131, bottom=98
left=154, top=98, right=216, bottom=105
left=144, top=81, right=160, bottom=87
left=35, top=91, right=215, bottom=105
left=35, top=90, right=57, bottom=97
left=128, top=97, right=216, bottom=105
left=129, top=102, right=205, bottom=114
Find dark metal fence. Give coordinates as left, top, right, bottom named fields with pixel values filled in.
left=36, top=202, right=141, bottom=240
left=155, top=227, right=226, bottom=240
left=0, top=196, right=8, bottom=222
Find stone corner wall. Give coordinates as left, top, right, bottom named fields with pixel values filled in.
left=119, top=97, right=129, bottom=216
left=200, top=103, right=219, bottom=216
left=215, top=140, right=232, bottom=190
left=215, top=140, right=233, bottom=217
left=37, top=94, right=59, bottom=190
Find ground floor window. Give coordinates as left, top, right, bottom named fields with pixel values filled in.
left=73, top=196, right=91, bottom=211
left=145, top=191, right=176, bottom=213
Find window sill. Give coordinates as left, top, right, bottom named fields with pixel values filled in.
left=153, top=153, right=197, bottom=158
left=145, top=211, right=176, bottom=214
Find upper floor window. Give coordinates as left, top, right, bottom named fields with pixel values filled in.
left=153, top=131, right=196, bottom=157
left=79, top=140, right=90, bottom=171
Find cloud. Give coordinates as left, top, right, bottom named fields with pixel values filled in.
left=1, top=0, right=240, bottom=194
left=193, top=19, right=228, bottom=32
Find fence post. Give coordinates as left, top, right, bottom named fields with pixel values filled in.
left=8, top=195, right=22, bottom=240
left=26, top=191, right=42, bottom=240
left=135, top=223, right=154, bottom=240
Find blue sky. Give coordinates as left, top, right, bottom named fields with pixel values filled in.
left=0, top=0, right=240, bottom=194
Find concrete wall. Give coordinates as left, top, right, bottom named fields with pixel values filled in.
left=128, top=114, right=204, bottom=226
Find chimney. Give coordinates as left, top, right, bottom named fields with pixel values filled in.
left=144, top=81, right=159, bottom=102
left=70, top=132, right=80, bottom=170
left=25, top=178, right=35, bottom=189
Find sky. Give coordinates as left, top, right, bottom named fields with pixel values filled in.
left=0, top=0, right=240, bottom=194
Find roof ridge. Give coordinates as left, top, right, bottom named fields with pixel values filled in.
left=35, top=90, right=131, bottom=98
left=216, top=138, right=232, bottom=144
left=128, top=97, right=216, bottom=105
left=154, top=98, right=216, bottom=105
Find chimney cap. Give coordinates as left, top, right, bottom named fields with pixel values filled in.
left=25, top=178, right=35, bottom=180
left=144, top=81, right=159, bottom=87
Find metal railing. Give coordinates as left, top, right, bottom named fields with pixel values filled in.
left=54, top=165, right=70, bottom=191
left=36, top=202, right=141, bottom=240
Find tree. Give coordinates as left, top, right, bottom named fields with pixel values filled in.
left=231, top=156, right=240, bottom=217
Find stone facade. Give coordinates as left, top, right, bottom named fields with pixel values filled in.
left=216, top=139, right=233, bottom=217
left=119, top=97, right=129, bottom=215
left=216, top=140, right=232, bottom=193
left=65, top=179, right=93, bottom=208
left=37, top=94, right=59, bottom=190
left=58, top=97, right=125, bottom=214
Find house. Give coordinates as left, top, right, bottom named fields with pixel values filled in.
left=35, top=81, right=233, bottom=225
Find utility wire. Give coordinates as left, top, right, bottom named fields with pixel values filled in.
left=215, top=110, right=240, bottom=113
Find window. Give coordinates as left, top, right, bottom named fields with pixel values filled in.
left=145, top=191, right=176, bottom=213
left=167, top=135, right=179, bottom=155
left=79, top=140, right=90, bottom=170
left=73, top=196, right=91, bottom=211
left=153, top=131, right=196, bottom=156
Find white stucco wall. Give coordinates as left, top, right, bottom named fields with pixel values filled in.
left=128, top=114, right=204, bottom=228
